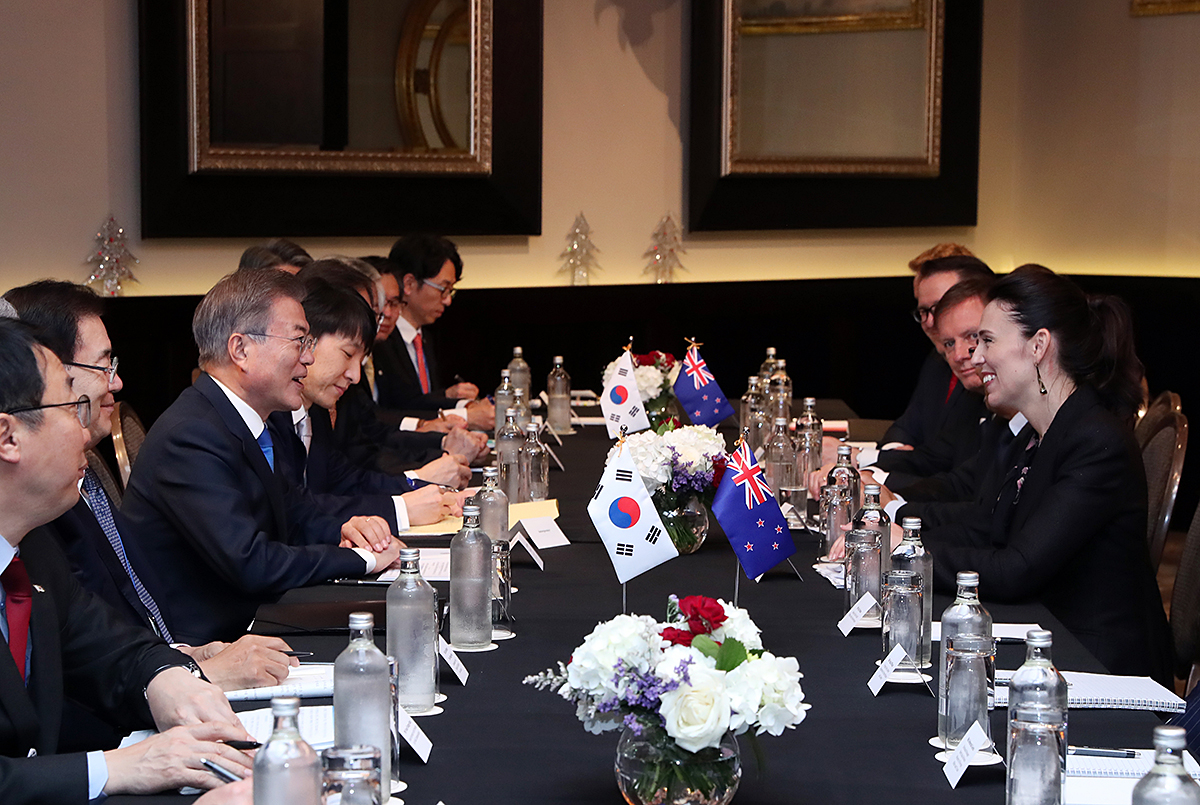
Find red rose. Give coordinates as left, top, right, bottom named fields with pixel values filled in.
left=711, top=455, right=727, bottom=489
left=678, top=595, right=727, bottom=635
left=661, top=627, right=695, bottom=647
left=634, top=353, right=656, bottom=367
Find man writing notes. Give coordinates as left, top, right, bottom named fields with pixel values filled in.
left=5, top=280, right=299, bottom=692
left=120, top=269, right=400, bottom=644
left=0, top=316, right=255, bottom=803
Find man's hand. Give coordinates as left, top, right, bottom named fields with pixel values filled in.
left=414, top=415, right=465, bottom=434
left=196, top=779, right=252, bottom=804
left=103, top=723, right=254, bottom=795
left=464, top=399, right=495, bottom=431
left=443, top=428, right=486, bottom=463
left=445, top=381, right=479, bottom=400
left=146, top=666, right=245, bottom=732
left=340, top=515, right=393, bottom=552
left=402, top=485, right=458, bottom=525
left=184, top=636, right=299, bottom=691
left=414, top=453, right=471, bottom=488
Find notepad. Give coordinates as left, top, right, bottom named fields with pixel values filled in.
left=224, top=663, right=334, bottom=701
left=238, top=704, right=334, bottom=749
left=995, top=670, right=1185, bottom=712
left=1068, top=748, right=1200, bottom=779
left=377, top=547, right=450, bottom=583
left=508, top=499, right=559, bottom=528
left=397, top=517, right=462, bottom=536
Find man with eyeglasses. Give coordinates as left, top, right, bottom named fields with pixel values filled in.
left=0, top=316, right=259, bottom=803
left=120, top=269, right=401, bottom=645
left=5, top=281, right=303, bottom=709
left=371, top=235, right=494, bottom=430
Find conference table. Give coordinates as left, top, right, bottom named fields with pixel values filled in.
left=119, top=423, right=1165, bottom=804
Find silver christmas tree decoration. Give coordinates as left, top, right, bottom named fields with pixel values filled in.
left=558, top=212, right=601, bottom=286
left=85, top=216, right=139, bottom=297
left=642, top=213, right=687, bottom=284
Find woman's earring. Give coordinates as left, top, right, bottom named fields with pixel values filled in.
left=1036, top=364, right=1047, bottom=395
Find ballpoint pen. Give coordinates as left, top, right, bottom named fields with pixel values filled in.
left=1067, top=746, right=1138, bottom=759
left=201, top=758, right=244, bottom=783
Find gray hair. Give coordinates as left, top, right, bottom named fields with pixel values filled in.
left=193, top=270, right=305, bottom=367
left=0, top=298, right=17, bottom=319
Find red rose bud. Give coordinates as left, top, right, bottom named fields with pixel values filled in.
left=679, top=595, right=727, bottom=634
left=661, top=627, right=695, bottom=647
left=712, top=455, right=727, bottom=489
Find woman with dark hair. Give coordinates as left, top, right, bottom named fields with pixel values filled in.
left=923, top=264, right=1171, bottom=683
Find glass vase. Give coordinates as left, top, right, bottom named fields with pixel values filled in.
left=654, top=489, right=710, bottom=555
left=614, top=724, right=741, bottom=805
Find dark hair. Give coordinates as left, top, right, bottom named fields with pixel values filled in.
left=917, top=255, right=994, bottom=284
left=933, top=276, right=994, bottom=327
left=296, top=257, right=379, bottom=307
left=4, top=280, right=105, bottom=363
left=359, top=255, right=400, bottom=279
left=193, top=270, right=306, bottom=366
left=388, top=234, right=463, bottom=283
left=988, top=264, right=1144, bottom=420
left=263, top=238, right=312, bottom=268
left=0, top=318, right=49, bottom=426
left=301, top=277, right=377, bottom=351
left=908, top=243, right=976, bottom=272
left=238, top=245, right=286, bottom=271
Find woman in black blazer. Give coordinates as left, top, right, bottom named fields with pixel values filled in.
left=923, top=265, right=1171, bottom=684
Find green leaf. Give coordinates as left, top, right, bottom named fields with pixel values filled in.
left=690, top=634, right=720, bottom=660
left=714, top=638, right=748, bottom=672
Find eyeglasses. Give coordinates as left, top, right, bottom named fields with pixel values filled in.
left=5, top=394, right=92, bottom=428
left=911, top=304, right=937, bottom=323
left=64, top=356, right=119, bottom=382
left=422, top=278, right=457, bottom=300
left=243, top=332, right=317, bottom=355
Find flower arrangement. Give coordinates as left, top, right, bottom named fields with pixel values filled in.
left=605, top=424, right=727, bottom=553
left=603, top=351, right=681, bottom=428
left=525, top=596, right=809, bottom=804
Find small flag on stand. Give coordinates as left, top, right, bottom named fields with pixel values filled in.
left=600, top=350, right=651, bottom=439
left=673, top=344, right=735, bottom=427
left=587, top=446, right=678, bottom=583
left=712, top=441, right=797, bottom=579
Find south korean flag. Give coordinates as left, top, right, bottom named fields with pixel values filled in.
left=587, top=446, right=678, bottom=583
left=599, top=351, right=652, bottom=439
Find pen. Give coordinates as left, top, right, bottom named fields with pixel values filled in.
left=201, top=758, right=244, bottom=783
left=221, top=740, right=262, bottom=751
left=283, top=651, right=313, bottom=658
left=1067, top=746, right=1138, bottom=759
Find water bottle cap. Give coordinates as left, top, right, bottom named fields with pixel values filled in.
left=525, top=422, right=539, bottom=433
left=864, top=484, right=881, bottom=495
left=803, top=397, right=816, bottom=405
left=482, top=466, right=499, bottom=479
left=505, top=407, right=516, bottom=417
left=901, top=517, right=922, bottom=530
left=399, top=548, right=420, bottom=561
left=514, top=388, right=525, bottom=398
left=1155, top=725, right=1188, bottom=750
left=513, top=346, right=523, bottom=356
left=1026, top=629, right=1053, bottom=647
left=775, top=417, right=787, bottom=426
left=553, top=355, right=563, bottom=363
left=748, top=376, right=759, bottom=383
left=776, top=358, right=787, bottom=368
left=348, top=611, right=374, bottom=629
left=837, top=444, right=851, bottom=455
left=766, top=347, right=776, bottom=356
left=956, top=571, right=980, bottom=587
left=463, top=504, right=481, bottom=517
left=270, top=696, right=300, bottom=716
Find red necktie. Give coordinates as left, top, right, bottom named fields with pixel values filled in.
left=945, top=374, right=959, bottom=404
left=413, top=332, right=431, bottom=395
left=2, top=557, right=32, bottom=682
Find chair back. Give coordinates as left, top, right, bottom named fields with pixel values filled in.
left=1143, top=408, right=1188, bottom=571
left=1137, top=390, right=1181, bottom=450
left=85, top=448, right=123, bottom=506
left=1172, top=501, right=1200, bottom=686
left=111, top=401, right=147, bottom=487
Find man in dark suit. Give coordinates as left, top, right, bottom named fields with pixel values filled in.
left=7, top=279, right=299, bottom=694
left=0, top=316, right=254, bottom=802
left=120, top=269, right=401, bottom=644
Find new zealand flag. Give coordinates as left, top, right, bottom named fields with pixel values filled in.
left=672, top=346, right=736, bottom=427
left=712, top=442, right=797, bottom=579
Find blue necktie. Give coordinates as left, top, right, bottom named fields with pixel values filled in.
left=81, top=469, right=174, bottom=643
left=257, top=428, right=275, bottom=472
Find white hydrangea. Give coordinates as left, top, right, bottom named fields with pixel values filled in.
left=724, top=652, right=809, bottom=736
left=661, top=425, right=726, bottom=475
left=606, top=431, right=672, bottom=494
left=602, top=359, right=668, bottom=402
left=566, top=614, right=662, bottom=701
left=654, top=644, right=715, bottom=684
left=710, top=599, right=763, bottom=651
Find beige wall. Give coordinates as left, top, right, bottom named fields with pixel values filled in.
left=0, top=0, right=1197, bottom=297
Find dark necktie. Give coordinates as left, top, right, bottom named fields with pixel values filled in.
left=82, top=468, right=174, bottom=643
left=257, top=428, right=275, bottom=471
left=2, top=557, right=32, bottom=682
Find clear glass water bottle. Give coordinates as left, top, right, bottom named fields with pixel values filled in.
left=518, top=422, right=549, bottom=502
left=450, top=505, right=493, bottom=649
left=889, top=517, right=933, bottom=668
left=745, top=403, right=772, bottom=458
left=740, top=376, right=765, bottom=433
left=476, top=466, right=509, bottom=542
left=507, top=346, right=531, bottom=401
left=844, top=528, right=881, bottom=625
left=1006, top=629, right=1068, bottom=805
left=493, top=370, right=515, bottom=434
left=767, top=359, right=793, bottom=420
left=881, top=569, right=924, bottom=671
left=547, top=356, right=572, bottom=435
left=253, top=697, right=321, bottom=805
left=938, top=571, right=993, bottom=747
left=496, top=408, right=523, bottom=502
left=758, top=347, right=778, bottom=381
left=334, top=612, right=392, bottom=789
left=511, top=387, right=532, bottom=432
left=386, top=548, right=437, bottom=714
left=853, top=484, right=891, bottom=574
left=1133, top=726, right=1200, bottom=805
left=826, top=444, right=861, bottom=513
left=491, top=537, right=513, bottom=638
left=820, top=484, right=851, bottom=558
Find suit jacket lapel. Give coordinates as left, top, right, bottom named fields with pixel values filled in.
left=26, top=580, right=61, bottom=753
left=308, top=406, right=333, bottom=492
left=73, top=498, right=152, bottom=626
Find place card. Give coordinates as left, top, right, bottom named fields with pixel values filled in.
left=520, top=516, right=570, bottom=549
left=395, top=701, right=433, bottom=763
left=512, top=533, right=545, bottom=570
left=868, top=643, right=910, bottom=696
left=438, top=635, right=470, bottom=685
left=943, top=721, right=989, bottom=788
left=838, top=592, right=878, bottom=636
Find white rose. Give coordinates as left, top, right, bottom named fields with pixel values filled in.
left=566, top=614, right=661, bottom=699
left=711, top=600, right=763, bottom=651
left=657, top=663, right=731, bottom=753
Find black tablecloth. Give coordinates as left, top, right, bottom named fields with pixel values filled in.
left=114, top=425, right=1163, bottom=804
